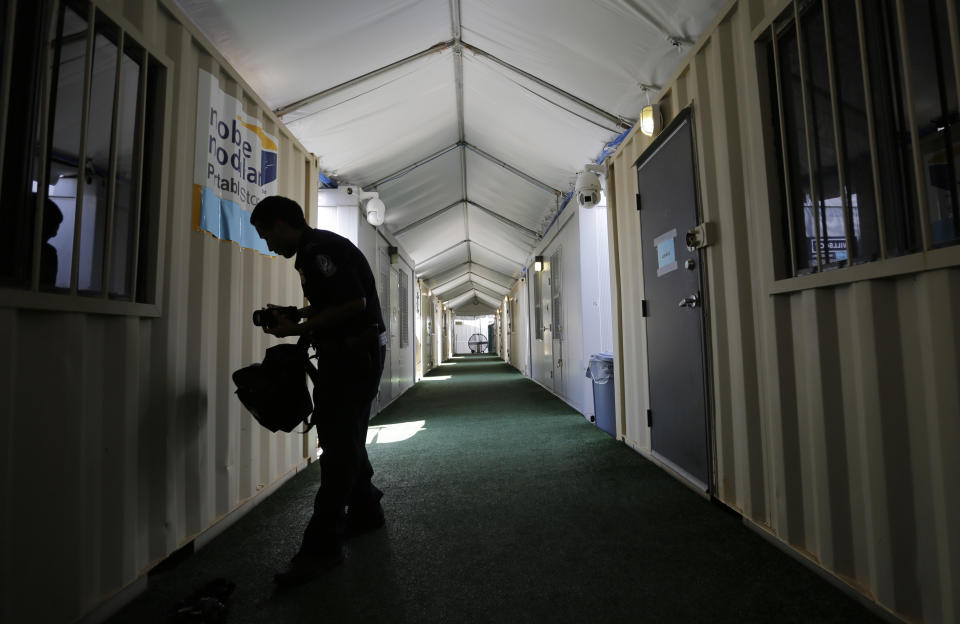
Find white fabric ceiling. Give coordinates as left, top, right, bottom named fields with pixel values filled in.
left=176, top=0, right=727, bottom=311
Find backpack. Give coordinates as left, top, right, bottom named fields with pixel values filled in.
left=232, top=339, right=317, bottom=433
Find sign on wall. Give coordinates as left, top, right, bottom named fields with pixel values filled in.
left=193, top=68, right=279, bottom=254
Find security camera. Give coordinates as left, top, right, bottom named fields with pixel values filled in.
left=575, top=164, right=604, bottom=209
left=360, top=192, right=385, bottom=227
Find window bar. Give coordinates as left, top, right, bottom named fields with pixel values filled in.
left=794, top=0, right=824, bottom=271
left=853, top=0, right=888, bottom=259
left=29, top=0, right=61, bottom=292
left=893, top=0, right=932, bottom=252
left=948, top=0, right=960, bottom=111
left=70, top=5, right=97, bottom=295
left=939, top=0, right=960, bottom=240
left=771, top=23, right=799, bottom=276
left=101, top=28, right=124, bottom=299
left=821, top=0, right=854, bottom=265
left=128, top=54, right=148, bottom=302
left=0, top=0, right=18, bottom=187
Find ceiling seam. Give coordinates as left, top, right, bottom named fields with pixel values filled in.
left=461, top=41, right=635, bottom=130
left=465, top=143, right=561, bottom=196
left=274, top=40, right=454, bottom=117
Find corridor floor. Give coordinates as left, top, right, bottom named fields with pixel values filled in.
left=108, top=355, right=885, bottom=623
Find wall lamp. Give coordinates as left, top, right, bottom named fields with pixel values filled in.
left=534, top=255, right=544, bottom=272
left=640, top=103, right=662, bottom=137
left=387, top=245, right=399, bottom=264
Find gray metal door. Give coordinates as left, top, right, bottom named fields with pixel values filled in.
left=636, top=108, right=711, bottom=492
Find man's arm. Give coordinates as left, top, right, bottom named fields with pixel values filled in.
left=265, top=298, right=366, bottom=337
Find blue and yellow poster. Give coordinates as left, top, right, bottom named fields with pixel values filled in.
left=193, top=68, right=279, bottom=254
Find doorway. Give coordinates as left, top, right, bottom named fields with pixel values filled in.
left=636, top=107, right=712, bottom=492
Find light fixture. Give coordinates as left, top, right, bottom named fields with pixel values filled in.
left=640, top=104, right=661, bottom=137
left=534, top=255, right=544, bottom=272
left=387, top=245, right=398, bottom=264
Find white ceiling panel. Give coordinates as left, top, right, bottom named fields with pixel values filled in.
left=379, top=148, right=465, bottom=231
left=452, top=301, right=497, bottom=315
left=469, top=273, right=510, bottom=295
left=469, top=242, right=523, bottom=278
left=462, top=53, right=617, bottom=191
left=394, top=205, right=467, bottom=264
left=176, top=0, right=451, bottom=110
left=283, top=50, right=460, bottom=186
left=415, top=241, right=470, bottom=279
left=461, top=0, right=727, bottom=118
left=464, top=150, right=556, bottom=234
left=466, top=203, right=539, bottom=262
left=431, top=272, right=471, bottom=296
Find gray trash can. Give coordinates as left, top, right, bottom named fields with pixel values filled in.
left=586, top=352, right=615, bottom=437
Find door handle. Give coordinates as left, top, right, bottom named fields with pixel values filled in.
left=678, top=292, right=700, bottom=308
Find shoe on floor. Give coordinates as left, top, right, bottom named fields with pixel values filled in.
left=273, top=548, right=344, bottom=587
left=345, top=502, right=385, bottom=536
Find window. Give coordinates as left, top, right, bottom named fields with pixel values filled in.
left=0, top=0, right=165, bottom=305
left=550, top=250, right=562, bottom=339
left=760, top=0, right=959, bottom=279
left=398, top=268, right=408, bottom=348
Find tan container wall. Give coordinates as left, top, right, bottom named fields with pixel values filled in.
left=0, top=1, right=319, bottom=622
left=608, top=1, right=960, bottom=622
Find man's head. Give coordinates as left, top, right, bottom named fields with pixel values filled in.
left=250, top=196, right=307, bottom=258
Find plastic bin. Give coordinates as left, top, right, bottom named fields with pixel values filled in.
left=586, top=352, right=615, bottom=437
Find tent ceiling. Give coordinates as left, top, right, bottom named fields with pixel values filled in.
left=176, top=0, right=727, bottom=303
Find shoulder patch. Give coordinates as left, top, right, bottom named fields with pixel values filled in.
left=313, top=254, right=337, bottom=277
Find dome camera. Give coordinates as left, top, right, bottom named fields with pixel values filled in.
left=364, top=196, right=385, bottom=227
left=575, top=165, right=604, bottom=209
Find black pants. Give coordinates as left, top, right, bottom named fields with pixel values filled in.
left=301, top=342, right=385, bottom=555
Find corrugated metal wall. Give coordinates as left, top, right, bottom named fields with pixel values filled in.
left=607, top=1, right=960, bottom=622
left=0, top=1, right=319, bottom=622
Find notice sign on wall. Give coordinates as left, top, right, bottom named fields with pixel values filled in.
left=193, top=68, right=278, bottom=254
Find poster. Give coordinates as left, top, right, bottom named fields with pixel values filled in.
left=193, top=68, right=278, bottom=254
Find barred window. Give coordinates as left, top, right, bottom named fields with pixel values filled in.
left=398, top=268, right=408, bottom=348
left=1, top=0, right=166, bottom=305
left=760, top=0, right=958, bottom=279
left=550, top=249, right=562, bottom=340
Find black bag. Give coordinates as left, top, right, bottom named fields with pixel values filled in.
left=232, top=341, right=315, bottom=433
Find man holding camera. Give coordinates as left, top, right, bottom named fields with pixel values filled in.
left=250, top=195, right=387, bottom=586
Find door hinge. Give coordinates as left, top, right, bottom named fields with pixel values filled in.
left=647, top=409, right=652, bottom=427
left=636, top=193, right=641, bottom=211
left=641, top=299, right=648, bottom=317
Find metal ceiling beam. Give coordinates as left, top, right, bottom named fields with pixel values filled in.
left=461, top=41, right=634, bottom=130
left=416, top=239, right=469, bottom=266
left=468, top=239, right=526, bottom=267
left=464, top=143, right=562, bottom=196
left=364, top=142, right=461, bottom=190
left=431, top=269, right=511, bottom=295
left=392, top=200, right=465, bottom=237
left=465, top=200, right=539, bottom=238
left=275, top=40, right=454, bottom=117
left=426, top=261, right=515, bottom=290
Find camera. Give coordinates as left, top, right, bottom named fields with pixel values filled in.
left=252, top=305, right=299, bottom=329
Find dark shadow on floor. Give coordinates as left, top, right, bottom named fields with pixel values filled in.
left=107, top=356, right=885, bottom=623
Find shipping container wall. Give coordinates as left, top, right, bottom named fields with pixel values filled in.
left=607, top=1, right=960, bottom=622
left=0, top=1, right=322, bottom=622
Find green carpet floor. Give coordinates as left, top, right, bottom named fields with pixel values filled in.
left=108, top=355, right=885, bottom=623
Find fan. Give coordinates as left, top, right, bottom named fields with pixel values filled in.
left=467, top=333, right=488, bottom=353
